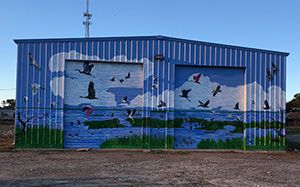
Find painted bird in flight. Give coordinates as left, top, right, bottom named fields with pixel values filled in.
left=127, top=109, right=136, bottom=121
left=31, top=83, right=44, bottom=95
left=180, top=89, right=191, bottom=102
left=121, top=96, right=128, bottom=104
left=264, top=100, right=271, bottom=110
left=28, top=52, right=41, bottom=70
left=198, top=100, right=210, bottom=108
left=76, top=61, right=95, bottom=77
left=234, top=102, right=240, bottom=110
left=267, top=69, right=273, bottom=81
left=158, top=100, right=166, bottom=107
left=192, top=73, right=201, bottom=84
left=272, top=63, right=278, bottom=75
left=80, top=81, right=98, bottom=99
left=212, top=85, right=222, bottom=96
left=81, top=105, right=94, bottom=118
left=125, top=72, right=131, bottom=79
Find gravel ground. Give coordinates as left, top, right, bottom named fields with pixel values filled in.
left=1, top=122, right=300, bottom=186
left=0, top=150, right=299, bottom=186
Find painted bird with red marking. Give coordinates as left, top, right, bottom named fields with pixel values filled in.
left=81, top=105, right=94, bottom=118
left=192, top=73, right=201, bottom=84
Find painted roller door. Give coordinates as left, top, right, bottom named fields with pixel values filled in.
left=64, top=61, right=143, bottom=148
left=174, top=66, right=245, bottom=149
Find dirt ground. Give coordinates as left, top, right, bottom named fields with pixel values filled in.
left=0, top=150, right=299, bottom=186
left=0, top=121, right=14, bottom=151
left=1, top=122, right=300, bottom=186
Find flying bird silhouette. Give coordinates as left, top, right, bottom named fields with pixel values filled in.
left=23, top=96, right=28, bottom=102
left=198, top=100, right=210, bottom=108
left=264, top=100, right=271, bottom=110
left=180, top=89, right=191, bottom=102
left=192, top=73, right=201, bottom=84
left=121, top=96, right=128, bottom=104
left=28, top=52, right=41, bottom=70
left=31, top=83, right=44, bottom=95
left=158, top=100, right=166, bottom=107
left=212, top=85, right=222, bottom=96
left=127, top=109, right=136, bottom=121
left=234, top=102, right=239, bottom=110
left=272, top=63, right=278, bottom=75
left=267, top=69, right=273, bottom=81
left=76, top=61, right=95, bottom=76
left=50, top=102, right=56, bottom=108
left=125, top=72, right=131, bottom=79
left=80, top=81, right=98, bottom=99
left=110, top=77, right=115, bottom=81
left=119, top=79, right=124, bottom=84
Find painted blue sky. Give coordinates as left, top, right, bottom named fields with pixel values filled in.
left=0, top=0, right=299, bottom=103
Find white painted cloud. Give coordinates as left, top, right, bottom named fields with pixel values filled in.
left=50, top=76, right=64, bottom=98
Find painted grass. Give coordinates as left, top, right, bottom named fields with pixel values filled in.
left=84, top=118, right=125, bottom=129
left=15, top=127, right=63, bottom=148
left=245, top=135, right=285, bottom=151
left=245, top=121, right=285, bottom=130
left=100, top=135, right=175, bottom=149
left=197, top=138, right=243, bottom=149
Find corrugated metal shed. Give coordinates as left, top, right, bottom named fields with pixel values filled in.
left=14, top=35, right=288, bottom=150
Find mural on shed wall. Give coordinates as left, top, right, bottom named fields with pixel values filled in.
left=15, top=42, right=286, bottom=150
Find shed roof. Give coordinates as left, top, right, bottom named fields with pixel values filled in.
left=287, top=112, right=300, bottom=120
left=14, top=35, right=289, bottom=56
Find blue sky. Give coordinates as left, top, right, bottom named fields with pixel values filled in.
left=0, top=0, right=299, bottom=102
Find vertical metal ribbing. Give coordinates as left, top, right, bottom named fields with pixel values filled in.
left=157, top=40, right=160, bottom=108
left=193, top=44, right=197, bottom=65
left=24, top=43, right=29, bottom=145
left=49, top=42, right=53, bottom=144
left=162, top=40, right=166, bottom=110
left=14, top=43, right=21, bottom=145
left=183, top=42, right=186, bottom=63
left=37, top=43, right=41, bottom=145
left=214, top=47, right=217, bottom=66
left=199, top=45, right=202, bottom=66
left=258, top=52, right=262, bottom=147
left=253, top=52, right=257, bottom=147
left=178, top=42, right=181, bottom=62
left=203, top=46, right=206, bottom=66
left=219, top=47, right=222, bottom=67
left=107, top=41, right=111, bottom=60
left=234, top=49, right=237, bottom=67
left=229, top=48, right=232, bottom=67
left=188, top=43, right=192, bottom=64
left=113, top=41, right=117, bottom=61
left=209, top=46, right=212, bottom=66
left=224, top=48, right=227, bottom=66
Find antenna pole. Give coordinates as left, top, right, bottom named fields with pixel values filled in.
left=83, top=0, right=92, bottom=38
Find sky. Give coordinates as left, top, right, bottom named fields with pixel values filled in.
left=0, top=0, right=299, bottom=103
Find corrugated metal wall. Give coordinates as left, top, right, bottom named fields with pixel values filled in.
left=14, top=36, right=288, bottom=149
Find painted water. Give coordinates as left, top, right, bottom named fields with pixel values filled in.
left=63, top=107, right=284, bottom=149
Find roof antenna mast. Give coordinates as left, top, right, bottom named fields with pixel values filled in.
left=83, top=0, right=92, bottom=38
